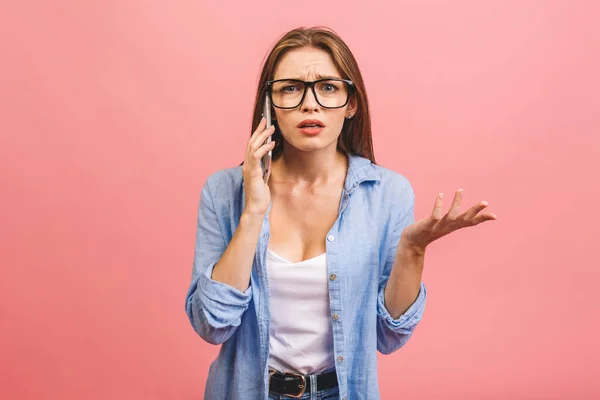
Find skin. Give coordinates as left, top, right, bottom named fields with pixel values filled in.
left=211, top=46, right=497, bottom=321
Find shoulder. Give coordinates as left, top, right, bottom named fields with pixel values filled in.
left=201, top=165, right=243, bottom=204
left=364, top=162, right=416, bottom=235
left=350, top=153, right=413, bottom=203
left=372, top=164, right=415, bottom=218
left=373, top=164, right=414, bottom=201
left=348, top=154, right=415, bottom=218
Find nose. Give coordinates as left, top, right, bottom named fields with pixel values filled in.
left=300, top=85, right=320, bottom=113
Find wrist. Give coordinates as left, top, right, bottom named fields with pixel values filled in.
left=237, top=211, right=266, bottom=245
left=241, top=209, right=266, bottom=223
left=399, top=235, right=427, bottom=258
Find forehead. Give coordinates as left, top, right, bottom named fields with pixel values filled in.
left=273, top=47, right=342, bottom=80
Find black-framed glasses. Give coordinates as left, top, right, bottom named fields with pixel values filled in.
left=266, top=78, right=355, bottom=109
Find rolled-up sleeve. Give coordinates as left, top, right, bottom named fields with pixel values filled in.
left=185, top=178, right=252, bottom=345
left=376, top=282, right=426, bottom=354
left=376, top=179, right=427, bottom=355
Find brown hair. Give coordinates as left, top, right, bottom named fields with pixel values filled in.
left=251, top=26, right=376, bottom=164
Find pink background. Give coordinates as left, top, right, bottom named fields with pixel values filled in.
left=1, top=0, right=599, bottom=399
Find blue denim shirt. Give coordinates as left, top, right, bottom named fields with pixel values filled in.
left=185, top=153, right=427, bottom=399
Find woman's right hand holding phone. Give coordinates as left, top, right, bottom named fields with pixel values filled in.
left=242, top=117, right=275, bottom=216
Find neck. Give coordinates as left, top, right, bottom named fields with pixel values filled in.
left=274, top=144, right=347, bottom=187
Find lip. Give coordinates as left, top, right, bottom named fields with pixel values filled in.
left=297, top=119, right=325, bottom=128
left=298, top=126, right=324, bottom=135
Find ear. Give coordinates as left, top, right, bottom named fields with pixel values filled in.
left=346, top=94, right=358, bottom=118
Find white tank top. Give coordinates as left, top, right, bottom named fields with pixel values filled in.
left=266, top=248, right=335, bottom=374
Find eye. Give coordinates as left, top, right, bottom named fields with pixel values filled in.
left=317, top=81, right=340, bottom=93
left=282, top=84, right=302, bottom=93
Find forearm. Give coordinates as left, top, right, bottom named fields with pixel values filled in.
left=384, top=237, right=425, bottom=319
left=211, top=211, right=264, bottom=292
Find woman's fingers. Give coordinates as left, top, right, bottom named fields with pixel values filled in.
left=248, top=117, right=273, bottom=148
left=242, top=117, right=274, bottom=215
left=429, top=189, right=495, bottom=226
left=253, top=140, right=276, bottom=160
left=429, top=193, right=444, bottom=223
left=462, top=201, right=490, bottom=221
left=246, top=117, right=267, bottom=151
left=447, top=189, right=463, bottom=219
left=471, top=211, right=498, bottom=225
left=251, top=125, right=275, bottom=151
left=245, top=117, right=274, bottom=167
left=251, top=117, right=267, bottom=140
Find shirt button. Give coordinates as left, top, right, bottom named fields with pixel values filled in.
left=329, top=274, right=336, bottom=281
left=332, top=314, right=339, bottom=321
left=327, top=235, right=335, bottom=242
left=337, top=355, right=344, bottom=363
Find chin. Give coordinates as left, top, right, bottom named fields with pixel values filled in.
left=286, top=138, right=338, bottom=153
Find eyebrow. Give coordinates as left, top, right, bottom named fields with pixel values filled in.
left=287, top=74, right=342, bottom=80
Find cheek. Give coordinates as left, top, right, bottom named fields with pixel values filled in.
left=327, top=111, right=347, bottom=131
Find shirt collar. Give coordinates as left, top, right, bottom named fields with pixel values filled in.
left=344, top=152, right=381, bottom=193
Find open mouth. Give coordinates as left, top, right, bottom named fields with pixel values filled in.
left=298, top=120, right=325, bottom=128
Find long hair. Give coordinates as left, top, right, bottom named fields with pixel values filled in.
left=250, top=26, right=376, bottom=164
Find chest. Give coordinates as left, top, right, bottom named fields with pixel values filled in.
left=267, top=187, right=343, bottom=263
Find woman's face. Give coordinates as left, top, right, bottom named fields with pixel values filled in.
left=271, top=47, right=356, bottom=153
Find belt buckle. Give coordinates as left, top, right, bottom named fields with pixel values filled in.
left=285, top=372, right=307, bottom=398
left=268, top=368, right=276, bottom=385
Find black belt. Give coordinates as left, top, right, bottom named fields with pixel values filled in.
left=268, top=368, right=338, bottom=398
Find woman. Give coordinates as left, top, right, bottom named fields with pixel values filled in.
left=185, top=26, right=496, bottom=400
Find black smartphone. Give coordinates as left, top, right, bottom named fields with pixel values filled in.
left=261, top=93, right=273, bottom=184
